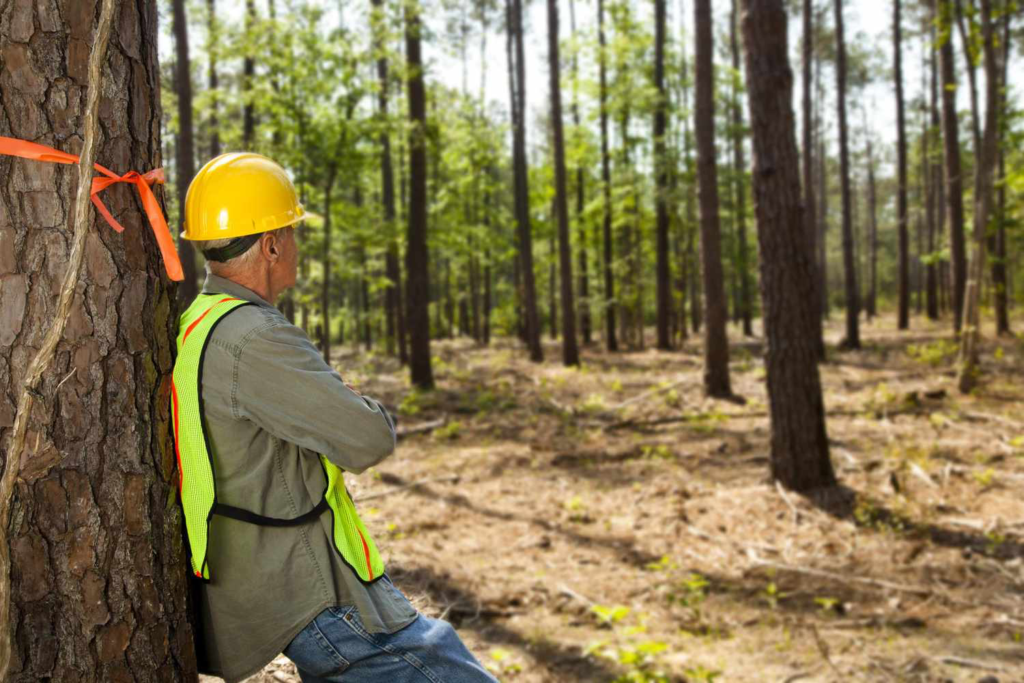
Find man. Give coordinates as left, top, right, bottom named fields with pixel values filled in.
left=173, top=153, right=496, bottom=683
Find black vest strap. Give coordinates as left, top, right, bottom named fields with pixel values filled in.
left=212, top=496, right=329, bottom=527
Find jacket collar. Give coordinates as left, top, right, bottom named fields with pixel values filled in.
left=201, top=272, right=274, bottom=308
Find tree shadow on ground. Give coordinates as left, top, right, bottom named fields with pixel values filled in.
left=390, top=564, right=625, bottom=682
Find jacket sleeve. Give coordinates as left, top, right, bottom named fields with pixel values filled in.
left=233, top=320, right=396, bottom=474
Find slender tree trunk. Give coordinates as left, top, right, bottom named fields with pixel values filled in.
left=207, top=0, right=221, bottom=158
left=695, top=0, right=733, bottom=398
left=654, top=0, right=672, bottom=349
left=568, top=0, right=591, bottom=347
left=598, top=0, right=617, bottom=352
left=730, top=0, right=753, bottom=338
left=818, top=139, right=829, bottom=318
left=507, top=0, right=543, bottom=361
left=834, top=0, right=860, bottom=349
left=937, top=0, right=968, bottom=331
left=894, top=0, right=910, bottom=330
left=242, top=0, right=256, bottom=149
left=405, top=0, right=434, bottom=388
left=1, top=1, right=199, bottom=678
left=321, top=172, right=336, bottom=363
left=927, top=28, right=940, bottom=322
left=549, top=232, right=558, bottom=339
left=955, top=0, right=983, bottom=156
left=547, top=0, right=579, bottom=365
left=958, top=0, right=1000, bottom=393
left=741, top=0, right=836, bottom=492
left=173, top=0, right=199, bottom=303
left=802, top=0, right=824, bottom=359
left=992, top=10, right=1011, bottom=336
left=865, top=132, right=879, bottom=319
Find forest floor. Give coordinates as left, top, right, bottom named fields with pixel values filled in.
left=210, top=313, right=1024, bottom=683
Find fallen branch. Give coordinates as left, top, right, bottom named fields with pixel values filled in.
left=0, top=2, right=117, bottom=679
left=775, top=481, right=801, bottom=526
left=353, top=475, right=460, bottom=502
left=936, top=656, right=1007, bottom=673
left=593, top=378, right=688, bottom=417
left=396, top=417, right=446, bottom=439
left=747, top=553, right=933, bottom=596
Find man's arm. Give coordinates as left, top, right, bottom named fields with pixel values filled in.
left=233, top=320, right=396, bottom=473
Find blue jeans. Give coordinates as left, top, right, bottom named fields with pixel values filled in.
left=284, top=587, right=498, bottom=682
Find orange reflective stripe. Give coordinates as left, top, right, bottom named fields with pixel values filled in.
left=182, top=298, right=240, bottom=345
left=0, top=136, right=183, bottom=282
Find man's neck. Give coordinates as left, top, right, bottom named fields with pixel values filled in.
left=211, top=269, right=275, bottom=304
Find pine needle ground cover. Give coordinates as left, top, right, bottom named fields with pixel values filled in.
left=205, top=315, right=1024, bottom=682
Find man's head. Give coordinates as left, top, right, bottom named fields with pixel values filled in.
left=182, top=153, right=304, bottom=303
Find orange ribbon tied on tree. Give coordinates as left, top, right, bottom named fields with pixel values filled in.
left=0, top=136, right=184, bottom=281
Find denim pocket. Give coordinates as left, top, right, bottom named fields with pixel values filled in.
left=284, top=611, right=352, bottom=678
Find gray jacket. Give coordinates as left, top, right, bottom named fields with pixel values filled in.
left=192, top=274, right=416, bottom=683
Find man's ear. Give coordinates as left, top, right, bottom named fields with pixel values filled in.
left=263, top=232, right=280, bottom=260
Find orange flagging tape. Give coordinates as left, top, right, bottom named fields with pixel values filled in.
left=0, top=136, right=184, bottom=281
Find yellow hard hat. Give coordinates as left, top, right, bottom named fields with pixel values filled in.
left=181, top=152, right=305, bottom=242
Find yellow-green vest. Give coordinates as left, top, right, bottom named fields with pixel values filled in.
left=170, top=293, right=384, bottom=583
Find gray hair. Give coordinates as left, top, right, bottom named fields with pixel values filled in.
left=195, top=232, right=271, bottom=273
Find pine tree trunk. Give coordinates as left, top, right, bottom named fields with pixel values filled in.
left=865, top=134, right=879, bottom=319
left=568, top=0, right=591, bottom=347
left=172, top=0, right=198, bottom=303
left=507, top=0, right=543, bottom=361
left=992, top=11, right=1011, bottom=336
left=818, top=139, right=829, bottom=318
left=598, top=0, right=617, bottom=352
left=802, top=0, right=824, bottom=359
left=741, top=0, right=836, bottom=492
left=730, top=0, right=753, bottom=339
left=894, top=0, right=910, bottom=331
left=654, top=0, right=672, bottom=350
left=695, top=0, right=733, bottom=398
left=1, top=1, right=199, bottom=678
left=834, top=0, right=860, bottom=349
left=321, top=173, right=335, bottom=363
left=958, top=0, right=1000, bottom=393
left=242, top=0, right=257, bottom=149
left=207, top=0, right=221, bottom=159
left=937, top=0, right=968, bottom=331
left=926, top=30, right=940, bottom=322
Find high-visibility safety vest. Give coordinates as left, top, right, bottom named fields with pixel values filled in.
left=170, top=293, right=384, bottom=584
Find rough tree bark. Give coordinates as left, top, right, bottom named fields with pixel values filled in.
left=0, top=0, right=199, bottom=679
left=405, top=0, right=435, bottom=388
left=742, top=0, right=836, bottom=492
left=834, top=0, right=860, bottom=349
left=695, top=0, right=733, bottom=398
left=172, top=0, right=198, bottom=303
left=936, top=0, right=968, bottom=331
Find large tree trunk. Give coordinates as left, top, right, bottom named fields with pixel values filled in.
left=802, top=0, right=825, bottom=359
left=172, top=0, right=198, bottom=303
left=695, top=0, right=733, bottom=398
left=507, top=0, right=543, bottom=361
left=405, top=0, right=434, bottom=388
left=894, top=0, right=910, bottom=330
left=730, top=0, right=752, bottom=339
left=957, top=0, right=1000, bottom=393
left=742, top=0, right=836, bottom=492
left=834, top=0, right=860, bottom=349
left=0, top=0, right=198, bottom=679
left=936, top=0, right=968, bottom=331
left=598, top=0, right=617, bottom=352
left=654, top=0, right=672, bottom=350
